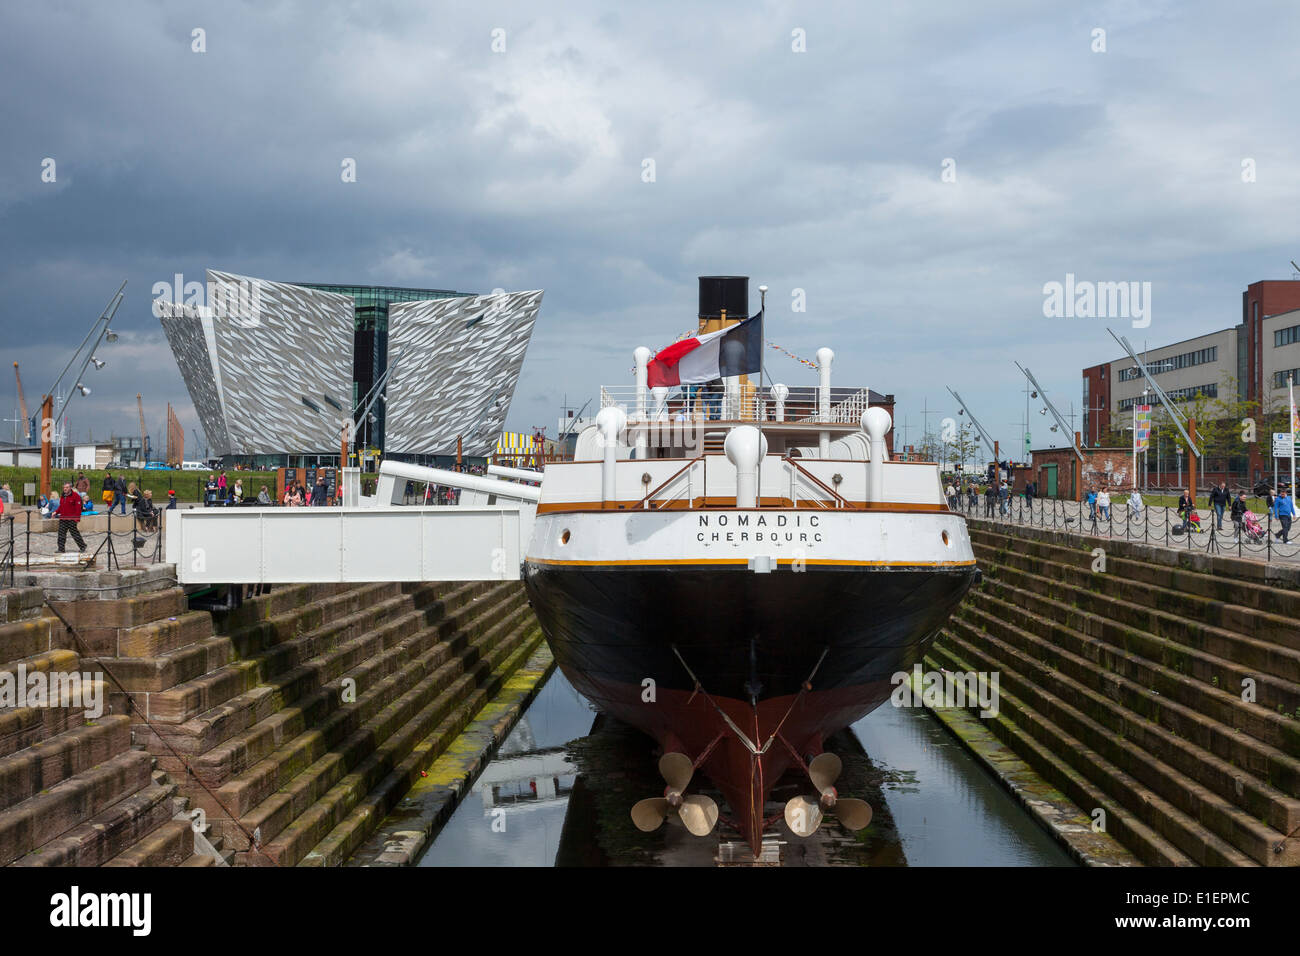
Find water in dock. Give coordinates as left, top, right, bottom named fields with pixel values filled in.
left=418, top=669, right=1071, bottom=867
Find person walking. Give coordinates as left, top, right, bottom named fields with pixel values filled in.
left=1230, top=491, right=1248, bottom=536
left=945, top=481, right=957, bottom=510
left=217, top=471, right=228, bottom=505
left=967, top=482, right=978, bottom=513
left=310, top=476, right=328, bottom=506
left=1086, top=486, right=1098, bottom=522
left=54, top=482, right=87, bottom=553
left=1275, top=489, right=1295, bottom=543
left=1209, top=481, right=1229, bottom=531
left=112, top=474, right=128, bottom=515
left=998, top=480, right=1009, bottom=516
left=1097, top=488, right=1111, bottom=521
left=983, top=482, right=996, bottom=517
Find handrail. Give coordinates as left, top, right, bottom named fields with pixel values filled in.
left=636, top=456, right=704, bottom=509
left=784, top=457, right=850, bottom=509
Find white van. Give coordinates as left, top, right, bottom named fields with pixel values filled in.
left=181, top=461, right=207, bottom=471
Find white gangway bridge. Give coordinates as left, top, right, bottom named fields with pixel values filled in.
left=167, top=461, right=544, bottom=586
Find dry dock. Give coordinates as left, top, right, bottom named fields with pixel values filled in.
left=0, top=514, right=1296, bottom=866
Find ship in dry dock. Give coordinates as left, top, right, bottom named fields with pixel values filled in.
left=522, top=276, right=978, bottom=856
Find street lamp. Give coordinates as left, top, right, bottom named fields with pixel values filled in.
left=38, top=280, right=126, bottom=493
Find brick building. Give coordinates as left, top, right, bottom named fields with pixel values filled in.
left=1081, top=278, right=1300, bottom=485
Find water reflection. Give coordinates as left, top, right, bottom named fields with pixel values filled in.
left=852, top=703, right=1073, bottom=866
left=417, top=668, right=595, bottom=867
left=420, top=668, right=1073, bottom=866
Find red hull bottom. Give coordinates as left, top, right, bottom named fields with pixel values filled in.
left=564, top=668, right=894, bottom=857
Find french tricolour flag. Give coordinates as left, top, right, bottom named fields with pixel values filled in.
left=647, top=312, right=763, bottom=388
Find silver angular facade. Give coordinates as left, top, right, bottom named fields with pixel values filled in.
left=383, top=291, right=543, bottom=456
left=158, top=273, right=542, bottom=458
left=159, top=271, right=357, bottom=456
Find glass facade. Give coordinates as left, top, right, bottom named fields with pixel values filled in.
left=1117, top=346, right=1217, bottom=381
left=1275, top=324, right=1300, bottom=348
left=1273, top=367, right=1300, bottom=390
left=1118, top=383, right=1216, bottom=411
left=293, top=283, right=472, bottom=450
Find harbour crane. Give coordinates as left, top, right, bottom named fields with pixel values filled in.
left=13, top=362, right=30, bottom=441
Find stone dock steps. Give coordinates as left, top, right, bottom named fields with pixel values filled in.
left=238, top=587, right=536, bottom=864
left=298, top=613, right=545, bottom=867
left=927, top=636, right=1198, bottom=866
left=1, top=581, right=197, bottom=867
left=0, top=570, right=557, bottom=867
left=940, top=522, right=1300, bottom=866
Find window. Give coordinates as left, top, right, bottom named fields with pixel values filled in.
left=1116, top=346, right=1218, bottom=381
left=1273, top=368, right=1300, bottom=389
left=1117, top=383, right=1216, bottom=411
left=1275, top=325, right=1300, bottom=348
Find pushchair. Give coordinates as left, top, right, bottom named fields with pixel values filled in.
left=1172, top=508, right=1203, bottom=535
left=1242, top=510, right=1265, bottom=542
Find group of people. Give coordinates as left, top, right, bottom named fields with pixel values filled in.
left=281, top=476, right=329, bottom=507
left=49, top=475, right=170, bottom=553
left=1085, top=487, right=1115, bottom=521
left=1084, top=480, right=1296, bottom=544
left=943, top=478, right=1016, bottom=517
left=204, top=472, right=243, bottom=507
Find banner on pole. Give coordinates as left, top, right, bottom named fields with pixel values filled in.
left=1133, top=405, right=1151, bottom=452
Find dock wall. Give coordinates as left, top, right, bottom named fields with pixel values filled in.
left=931, top=519, right=1300, bottom=866
left=0, top=569, right=544, bottom=866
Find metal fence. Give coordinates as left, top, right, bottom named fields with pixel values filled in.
left=5, top=509, right=165, bottom=576
left=963, top=494, right=1300, bottom=563
left=1, top=516, right=13, bottom=588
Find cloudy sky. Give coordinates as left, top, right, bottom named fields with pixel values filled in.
left=2, top=0, right=1298, bottom=459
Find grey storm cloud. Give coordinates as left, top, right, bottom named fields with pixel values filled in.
left=2, top=0, right=1299, bottom=455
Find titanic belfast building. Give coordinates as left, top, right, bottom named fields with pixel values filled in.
left=157, top=270, right=542, bottom=468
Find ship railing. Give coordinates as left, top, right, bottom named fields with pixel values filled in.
left=637, top=456, right=705, bottom=510
left=598, top=385, right=872, bottom=426
left=785, top=457, right=849, bottom=509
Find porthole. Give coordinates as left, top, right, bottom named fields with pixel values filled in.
left=941, top=530, right=951, bottom=547
left=560, top=529, right=571, bottom=545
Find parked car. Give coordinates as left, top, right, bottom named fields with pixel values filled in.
left=181, top=461, right=207, bottom=471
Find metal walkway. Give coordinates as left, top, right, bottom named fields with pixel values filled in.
left=166, top=462, right=538, bottom=584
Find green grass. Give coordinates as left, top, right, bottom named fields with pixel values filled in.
left=0, top=465, right=278, bottom=503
